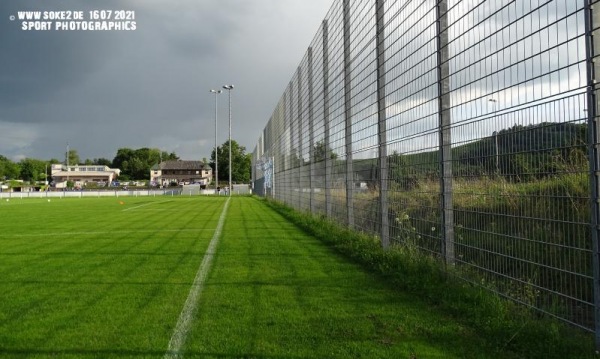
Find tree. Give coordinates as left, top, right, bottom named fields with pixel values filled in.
left=94, top=158, right=113, bottom=166
left=83, top=158, right=113, bottom=166
left=0, top=155, right=20, bottom=180
left=112, top=148, right=179, bottom=180
left=389, top=151, right=418, bottom=190
left=210, top=140, right=252, bottom=183
left=112, top=148, right=135, bottom=171
left=312, top=140, right=337, bottom=162
left=235, top=153, right=252, bottom=183
left=66, top=149, right=80, bottom=166
left=289, top=148, right=303, bottom=168
left=19, top=158, right=47, bottom=182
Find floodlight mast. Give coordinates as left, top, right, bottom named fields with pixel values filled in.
left=222, top=85, right=234, bottom=196
left=66, top=142, right=69, bottom=183
left=489, top=98, right=499, bottom=174
left=210, top=89, right=222, bottom=194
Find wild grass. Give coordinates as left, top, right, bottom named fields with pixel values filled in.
left=263, top=196, right=597, bottom=358
left=327, top=172, right=594, bottom=328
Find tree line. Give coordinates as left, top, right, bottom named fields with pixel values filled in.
left=0, top=140, right=252, bottom=184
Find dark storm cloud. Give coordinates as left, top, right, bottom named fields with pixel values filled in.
left=0, top=0, right=334, bottom=162
left=0, top=1, right=125, bottom=108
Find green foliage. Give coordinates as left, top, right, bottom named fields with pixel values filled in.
left=66, top=148, right=80, bottom=166
left=0, top=155, right=20, bottom=180
left=389, top=151, right=420, bottom=190
left=6, top=180, right=22, bottom=188
left=82, top=158, right=112, bottom=165
left=312, top=140, right=337, bottom=162
left=288, top=148, right=304, bottom=168
left=352, top=122, right=588, bottom=184
left=112, top=147, right=178, bottom=180
left=94, top=158, right=113, bottom=166
left=210, top=140, right=251, bottom=183
left=1, top=146, right=182, bottom=183
left=18, top=158, right=48, bottom=182
left=454, top=122, right=587, bottom=179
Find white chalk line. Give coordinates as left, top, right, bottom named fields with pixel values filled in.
left=164, top=196, right=231, bottom=359
left=122, top=201, right=171, bottom=212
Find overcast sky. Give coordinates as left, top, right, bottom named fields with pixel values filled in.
left=0, top=0, right=333, bottom=163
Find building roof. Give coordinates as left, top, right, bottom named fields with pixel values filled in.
left=51, top=165, right=121, bottom=178
left=52, top=171, right=117, bottom=178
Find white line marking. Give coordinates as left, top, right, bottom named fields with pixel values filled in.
left=164, top=197, right=231, bottom=359
left=122, top=201, right=170, bottom=212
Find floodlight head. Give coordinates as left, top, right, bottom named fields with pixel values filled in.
left=210, top=89, right=222, bottom=94
left=223, top=85, right=234, bottom=90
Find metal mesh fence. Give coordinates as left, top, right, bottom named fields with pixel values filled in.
left=252, top=0, right=599, bottom=337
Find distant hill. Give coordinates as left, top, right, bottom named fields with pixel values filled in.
left=454, top=122, right=587, bottom=178
left=351, top=122, right=588, bottom=187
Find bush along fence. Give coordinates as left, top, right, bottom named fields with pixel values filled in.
left=251, top=0, right=600, bottom=348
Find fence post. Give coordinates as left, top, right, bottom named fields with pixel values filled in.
left=585, top=0, right=600, bottom=348
left=288, top=80, right=296, bottom=207
left=284, top=87, right=291, bottom=205
left=297, top=66, right=304, bottom=210
left=343, top=0, right=355, bottom=229
left=281, top=88, right=286, bottom=204
left=436, top=0, right=454, bottom=265
left=308, top=46, right=316, bottom=214
left=375, top=0, right=389, bottom=249
left=323, top=19, right=332, bottom=218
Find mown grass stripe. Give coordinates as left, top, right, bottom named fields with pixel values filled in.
left=164, top=197, right=231, bottom=358
left=122, top=200, right=171, bottom=212
left=0, top=228, right=218, bottom=239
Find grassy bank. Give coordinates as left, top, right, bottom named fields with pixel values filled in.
left=262, top=196, right=596, bottom=358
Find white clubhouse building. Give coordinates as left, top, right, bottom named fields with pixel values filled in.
left=51, top=164, right=121, bottom=188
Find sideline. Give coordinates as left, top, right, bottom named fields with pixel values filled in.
left=163, top=196, right=231, bottom=358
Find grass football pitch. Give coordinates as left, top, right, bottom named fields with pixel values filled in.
left=0, top=196, right=581, bottom=358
